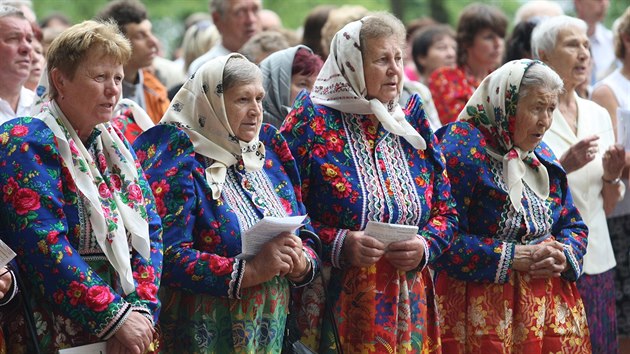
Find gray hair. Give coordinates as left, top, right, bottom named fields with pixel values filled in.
left=531, top=15, right=588, bottom=60
left=209, top=0, right=228, bottom=16
left=223, top=56, right=262, bottom=91
left=519, top=62, right=564, bottom=100
left=359, top=12, right=406, bottom=57
left=0, top=4, right=24, bottom=19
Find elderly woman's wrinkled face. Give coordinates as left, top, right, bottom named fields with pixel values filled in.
left=513, top=87, right=558, bottom=151
left=55, top=50, right=123, bottom=127
left=363, top=36, right=404, bottom=103
left=541, top=26, right=590, bottom=89
left=225, top=80, right=265, bottom=142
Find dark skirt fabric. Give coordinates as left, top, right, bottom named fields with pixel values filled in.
left=577, top=269, right=617, bottom=354
left=608, top=215, right=630, bottom=337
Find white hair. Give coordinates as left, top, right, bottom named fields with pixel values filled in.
left=531, top=15, right=588, bottom=60
left=519, top=62, right=564, bottom=100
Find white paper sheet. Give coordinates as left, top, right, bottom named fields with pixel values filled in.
left=240, top=215, right=307, bottom=258
left=58, top=342, right=106, bottom=354
left=364, top=221, right=419, bottom=246
left=0, top=239, right=16, bottom=269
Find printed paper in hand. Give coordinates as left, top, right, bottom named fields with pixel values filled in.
left=240, top=215, right=307, bottom=258
left=617, top=107, right=630, bottom=150
left=0, top=239, right=16, bottom=269
left=58, top=341, right=107, bottom=354
left=364, top=221, right=419, bottom=246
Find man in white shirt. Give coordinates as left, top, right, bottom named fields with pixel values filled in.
left=574, top=0, right=617, bottom=83
left=0, top=5, right=34, bottom=123
left=188, top=0, right=262, bottom=75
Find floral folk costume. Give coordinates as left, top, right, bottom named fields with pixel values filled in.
left=134, top=53, right=318, bottom=354
left=282, top=18, right=457, bottom=354
left=0, top=96, right=163, bottom=352
left=434, top=59, right=591, bottom=353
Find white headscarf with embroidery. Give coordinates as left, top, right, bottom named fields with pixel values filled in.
left=311, top=17, right=426, bottom=150
left=161, top=53, right=265, bottom=199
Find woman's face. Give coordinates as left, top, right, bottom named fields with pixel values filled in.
left=467, top=28, right=504, bottom=69
left=225, top=80, right=265, bottom=142
left=418, top=35, right=456, bottom=76
left=54, top=50, right=123, bottom=129
left=289, top=71, right=317, bottom=106
left=26, top=39, right=44, bottom=89
left=541, top=26, right=590, bottom=89
left=363, top=35, right=404, bottom=103
left=513, top=87, right=558, bottom=151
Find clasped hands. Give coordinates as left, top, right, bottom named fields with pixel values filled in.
left=342, top=230, right=424, bottom=271
left=513, top=240, right=568, bottom=278
left=242, top=232, right=310, bottom=288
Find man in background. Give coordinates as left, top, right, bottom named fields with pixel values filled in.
left=188, top=0, right=262, bottom=75
left=97, top=0, right=169, bottom=123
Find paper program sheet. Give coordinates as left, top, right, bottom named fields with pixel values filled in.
left=0, top=239, right=16, bottom=269
left=364, top=221, right=419, bottom=246
left=240, top=215, right=307, bottom=258
left=58, top=342, right=106, bottom=353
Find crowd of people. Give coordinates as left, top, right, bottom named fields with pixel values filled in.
left=0, top=0, right=629, bottom=353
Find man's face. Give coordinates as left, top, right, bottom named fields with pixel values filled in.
left=213, top=0, right=262, bottom=52
left=124, top=19, right=158, bottom=71
left=0, top=15, right=33, bottom=86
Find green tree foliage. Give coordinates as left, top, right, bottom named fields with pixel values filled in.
left=31, top=0, right=627, bottom=58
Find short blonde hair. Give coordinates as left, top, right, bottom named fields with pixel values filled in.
left=46, top=20, right=131, bottom=99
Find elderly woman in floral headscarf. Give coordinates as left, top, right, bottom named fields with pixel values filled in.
left=282, top=12, right=457, bottom=353
left=434, top=59, right=591, bottom=353
left=133, top=53, right=319, bottom=353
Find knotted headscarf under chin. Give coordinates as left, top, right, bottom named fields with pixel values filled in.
left=458, top=59, right=550, bottom=212
left=311, top=18, right=426, bottom=150
left=161, top=53, right=265, bottom=199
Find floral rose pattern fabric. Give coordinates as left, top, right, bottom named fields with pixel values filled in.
left=133, top=123, right=315, bottom=353
left=282, top=91, right=457, bottom=353
left=0, top=117, right=162, bottom=353
left=434, top=121, right=591, bottom=353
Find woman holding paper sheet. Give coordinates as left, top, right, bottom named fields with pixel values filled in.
left=282, top=13, right=457, bottom=353
left=435, top=59, right=591, bottom=352
left=133, top=53, right=318, bottom=353
left=532, top=16, right=625, bottom=352
left=0, top=20, right=163, bottom=353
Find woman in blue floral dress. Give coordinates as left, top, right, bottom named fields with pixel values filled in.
left=0, top=21, right=162, bottom=353
left=134, top=53, right=318, bottom=353
left=434, top=59, right=591, bottom=353
left=282, top=13, right=457, bottom=354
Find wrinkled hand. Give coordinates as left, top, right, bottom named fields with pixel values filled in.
left=602, top=144, right=625, bottom=181
left=109, top=311, right=154, bottom=354
left=385, top=237, right=425, bottom=272
left=513, top=241, right=566, bottom=279
left=528, top=241, right=567, bottom=278
left=343, top=231, right=386, bottom=267
left=0, top=267, right=12, bottom=300
left=560, top=135, right=599, bottom=173
left=244, top=232, right=302, bottom=287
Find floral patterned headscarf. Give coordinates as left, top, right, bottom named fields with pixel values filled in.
left=33, top=96, right=151, bottom=296
left=311, top=18, right=426, bottom=150
left=458, top=59, right=550, bottom=212
left=162, top=53, right=265, bottom=199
